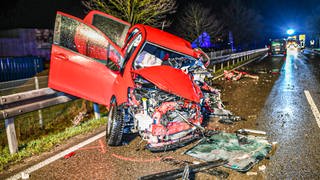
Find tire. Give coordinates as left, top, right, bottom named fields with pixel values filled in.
left=106, top=102, right=125, bottom=146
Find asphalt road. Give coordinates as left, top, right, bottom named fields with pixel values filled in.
left=257, top=49, right=320, bottom=179
left=3, top=51, right=320, bottom=180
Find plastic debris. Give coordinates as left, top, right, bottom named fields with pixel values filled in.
left=64, top=152, right=76, bottom=159
left=258, top=165, right=266, bottom=172
left=182, top=164, right=190, bottom=180
left=139, top=159, right=228, bottom=180
left=246, top=171, right=258, bottom=176
left=185, top=132, right=272, bottom=172
left=236, top=129, right=267, bottom=136
left=217, top=115, right=242, bottom=124
left=271, top=69, right=279, bottom=74
left=72, top=111, right=88, bottom=126
left=161, top=157, right=229, bottom=179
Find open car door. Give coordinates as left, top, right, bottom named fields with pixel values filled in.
left=84, top=10, right=130, bottom=48
left=49, top=12, right=124, bottom=106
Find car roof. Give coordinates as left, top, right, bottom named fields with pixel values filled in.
left=135, top=25, right=196, bottom=58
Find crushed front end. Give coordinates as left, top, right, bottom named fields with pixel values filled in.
left=128, top=77, right=203, bottom=151
left=122, top=42, right=238, bottom=152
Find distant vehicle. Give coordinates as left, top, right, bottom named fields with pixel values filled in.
left=268, top=39, right=286, bottom=55
left=286, top=38, right=300, bottom=52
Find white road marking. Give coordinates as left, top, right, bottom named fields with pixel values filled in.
left=7, top=131, right=106, bottom=180
left=304, top=90, right=320, bottom=128
left=294, top=63, right=298, bottom=70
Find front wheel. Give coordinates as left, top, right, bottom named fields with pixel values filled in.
left=106, top=102, right=125, bottom=146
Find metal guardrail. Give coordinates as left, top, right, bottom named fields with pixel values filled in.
left=0, top=76, right=48, bottom=96
left=0, top=48, right=268, bottom=154
left=0, top=88, right=77, bottom=120
left=208, top=49, right=233, bottom=58
left=0, top=88, right=78, bottom=154
left=208, top=48, right=268, bottom=73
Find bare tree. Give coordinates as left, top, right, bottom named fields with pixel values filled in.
left=174, top=2, right=223, bottom=43
left=222, top=0, right=263, bottom=49
left=81, top=0, right=177, bottom=28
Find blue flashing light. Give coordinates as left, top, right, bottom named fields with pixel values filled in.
left=287, top=29, right=295, bottom=35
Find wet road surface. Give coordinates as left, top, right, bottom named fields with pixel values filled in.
left=257, top=50, right=320, bottom=179
left=2, top=51, right=320, bottom=179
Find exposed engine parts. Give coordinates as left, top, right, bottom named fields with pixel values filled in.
left=127, top=77, right=203, bottom=151
left=122, top=57, right=240, bottom=151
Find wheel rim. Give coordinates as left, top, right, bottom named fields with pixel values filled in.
left=107, top=105, right=115, bottom=136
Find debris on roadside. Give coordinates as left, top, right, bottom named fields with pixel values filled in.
left=185, top=131, right=273, bottom=172
left=72, top=111, right=89, bottom=126
left=236, top=129, right=267, bottom=136
left=258, top=165, right=266, bottom=172
left=161, top=157, right=230, bottom=179
left=224, top=70, right=259, bottom=81
left=215, top=115, right=242, bottom=125
left=64, top=152, right=76, bottom=159
left=246, top=171, right=258, bottom=176
left=138, top=159, right=228, bottom=180
left=271, top=69, right=280, bottom=74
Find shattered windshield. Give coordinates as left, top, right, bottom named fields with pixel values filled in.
left=134, top=42, right=204, bottom=70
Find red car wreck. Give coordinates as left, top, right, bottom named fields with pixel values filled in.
left=49, top=10, right=237, bottom=151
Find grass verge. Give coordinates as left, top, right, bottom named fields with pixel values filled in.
left=0, top=117, right=107, bottom=172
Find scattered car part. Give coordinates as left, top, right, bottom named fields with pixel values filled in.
left=224, top=70, right=259, bottom=81
left=236, top=129, right=267, bottom=136
left=161, top=157, right=229, bottom=179
left=185, top=132, right=272, bottom=172
left=138, top=159, right=228, bottom=180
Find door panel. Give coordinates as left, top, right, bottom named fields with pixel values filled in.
left=84, top=10, right=131, bottom=48
left=49, top=12, right=120, bottom=106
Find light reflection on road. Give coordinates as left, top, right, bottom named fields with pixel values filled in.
left=257, top=51, right=320, bottom=178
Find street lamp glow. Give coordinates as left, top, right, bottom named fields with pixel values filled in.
left=287, top=29, right=295, bottom=35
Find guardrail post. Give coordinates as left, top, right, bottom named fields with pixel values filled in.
left=93, top=103, right=100, bottom=119
left=5, top=118, right=18, bottom=154
left=221, top=62, right=223, bottom=70
left=232, top=59, right=235, bottom=65
left=213, top=65, right=216, bottom=73
left=227, top=61, right=230, bottom=68
left=35, top=77, right=43, bottom=128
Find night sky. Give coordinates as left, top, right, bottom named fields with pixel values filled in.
left=0, top=0, right=318, bottom=40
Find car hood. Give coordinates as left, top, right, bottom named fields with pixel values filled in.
left=133, top=66, right=201, bottom=102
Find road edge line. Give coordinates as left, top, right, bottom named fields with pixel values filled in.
left=7, top=131, right=106, bottom=180
left=304, top=90, right=320, bottom=128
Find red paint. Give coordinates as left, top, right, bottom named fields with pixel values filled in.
left=133, top=66, right=201, bottom=102
left=142, top=25, right=195, bottom=57
left=98, top=139, right=107, bottom=154
left=49, top=10, right=201, bottom=109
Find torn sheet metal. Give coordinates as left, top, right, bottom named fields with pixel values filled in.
left=185, top=132, right=272, bottom=172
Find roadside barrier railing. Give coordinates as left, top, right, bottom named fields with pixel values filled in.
left=209, top=48, right=268, bottom=73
